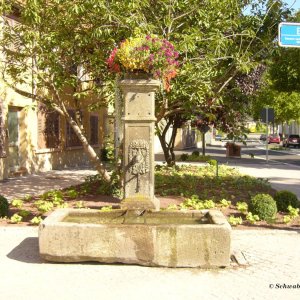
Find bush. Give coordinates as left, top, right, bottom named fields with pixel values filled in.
left=249, top=194, right=277, bottom=221
left=274, top=190, right=299, bottom=212
left=180, top=153, right=189, bottom=161
left=192, top=150, right=200, bottom=157
left=207, top=159, right=217, bottom=167
left=0, top=195, right=9, bottom=218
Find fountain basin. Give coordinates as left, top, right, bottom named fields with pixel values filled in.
left=39, top=208, right=231, bottom=268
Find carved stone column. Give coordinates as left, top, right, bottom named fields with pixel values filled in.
left=120, top=75, right=160, bottom=211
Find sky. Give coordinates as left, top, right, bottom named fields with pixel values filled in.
left=285, top=0, right=300, bottom=11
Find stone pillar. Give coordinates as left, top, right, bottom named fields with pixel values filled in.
left=120, top=75, right=160, bottom=211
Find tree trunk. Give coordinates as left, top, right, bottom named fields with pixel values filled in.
left=157, top=129, right=174, bottom=166
left=156, top=117, right=179, bottom=167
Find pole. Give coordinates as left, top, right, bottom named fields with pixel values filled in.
left=266, top=107, right=269, bottom=164
left=202, top=132, right=205, bottom=156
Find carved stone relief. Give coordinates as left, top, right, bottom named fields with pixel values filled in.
left=128, top=139, right=149, bottom=192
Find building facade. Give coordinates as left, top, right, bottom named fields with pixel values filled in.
left=0, top=84, right=107, bottom=180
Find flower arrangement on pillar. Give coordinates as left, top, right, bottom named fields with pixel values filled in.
left=106, top=35, right=179, bottom=91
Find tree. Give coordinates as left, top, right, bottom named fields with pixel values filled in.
left=124, top=0, right=290, bottom=165
left=0, top=0, right=134, bottom=181
left=269, top=11, right=300, bottom=93
left=0, top=0, right=291, bottom=172
left=251, top=10, right=300, bottom=125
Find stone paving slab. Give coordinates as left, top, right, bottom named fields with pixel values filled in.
left=0, top=227, right=299, bottom=300
left=0, top=169, right=97, bottom=200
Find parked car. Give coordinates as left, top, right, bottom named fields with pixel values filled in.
left=283, top=134, right=300, bottom=148
left=267, top=134, right=280, bottom=144
left=259, top=134, right=267, bottom=141
left=215, top=134, right=223, bottom=141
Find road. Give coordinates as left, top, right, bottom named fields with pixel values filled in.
left=241, top=142, right=300, bottom=167
left=199, top=140, right=300, bottom=167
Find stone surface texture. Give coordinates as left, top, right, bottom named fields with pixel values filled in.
left=39, top=209, right=231, bottom=268
left=120, top=77, right=160, bottom=211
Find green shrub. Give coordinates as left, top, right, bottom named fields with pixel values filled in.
left=192, top=150, right=200, bottom=157
left=66, top=189, right=79, bottom=199
left=10, top=213, right=22, bottom=224
left=236, top=201, right=248, bottom=214
left=219, top=199, right=231, bottom=208
left=274, top=190, right=299, bottom=212
left=18, top=210, right=30, bottom=218
left=228, top=215, right=242, bottom=226
left=180, top=153, right=189, bottom=161
left=11, top=199, right=23, bottom=209
left=207, top=159, right=217, bottom=167
left=249, top=194, right=277, bottom=221
left=0, top=195, right=9, bottom=218
left=30, top=216, right=43, bottom=225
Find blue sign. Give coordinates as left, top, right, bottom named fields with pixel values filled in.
left=279, top=22, right=300, bottom=47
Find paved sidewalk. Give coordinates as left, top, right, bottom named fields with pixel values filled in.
left=0, top=169, right=97, bottom=200
left=0, top=227, right=299, bottom=300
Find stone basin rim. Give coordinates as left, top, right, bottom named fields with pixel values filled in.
left=40, top=208, right=229, bottom=227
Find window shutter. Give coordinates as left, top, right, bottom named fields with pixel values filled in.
left=45, top=111, right=60, bottom=148
left=37, top=109, right=47, bottom=149
left=37, top=106, right=60, bottom=149
left=66, top=110, right=82, bottom=147
left=90, top=115, right=99, bottom=145
left=0, top=101, right=7, bottom=158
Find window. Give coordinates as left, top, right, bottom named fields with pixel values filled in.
left=66, top=110, right=82, bottom=147
left=90, top=115, right=99, bottom=145
left=37, top=106, right=60, bottom=149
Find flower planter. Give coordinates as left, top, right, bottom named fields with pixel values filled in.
left=225, top=142, right=241, bottom=158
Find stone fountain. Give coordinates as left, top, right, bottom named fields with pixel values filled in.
left=39, top=76, right=231, bottom=268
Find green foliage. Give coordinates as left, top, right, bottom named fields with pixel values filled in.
left=282, top=205, right=299, bottom=224
left=57, top=203, right=69, bottom=209
left=228, top=216, right=242, bottom=226
left=166, top=204, right=178, bottom=210
left=236, top=202, right=248, bottom=214
left=283, top=215, right=292, bottom=224
left=181, top=195, right=215, bottom=210
left=66, top=189, right=79, bottom=199
left=287, top=205, right=299, bottom=219
left=24, top=195, right=33, bottom=202
left=246, top=212, right=260, bottom=224
left=1, top=0, right=288, bottom=176
left=155, top=165, right=272, bottom=200
left=191, top=151, right=200, bottom=157
left=41, top=190, right=65, bottom=206
left=249, top=194, right=277, bottom=221
left=34, top=200, right=54, bottom=213
left=10, top=214, right=23, bottom=224
left=219, top=199, right=231, bottom=208
left=97, top=172, right=123, bottom=198
left=274, top=190, right=299, bottom=212
left=100, top=206, right=113, bottom=212
left=101, top=137, right=115, bottom=162
left=207, top=159, right=217, bottom=167
left=75, top=201, right=85, bottom=209
left=18, top=210, right=30, bottom=218
left=30, top=216, right=43, bottom=225
left=0, top=195, right=9, bottom=218
left=180, top=154, right=189, bottom=161
left=11, top=199, right=24, bottom=209
left=253, top=9, right=300, bottom=124
left=179, top=153, right=211, bottom=162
